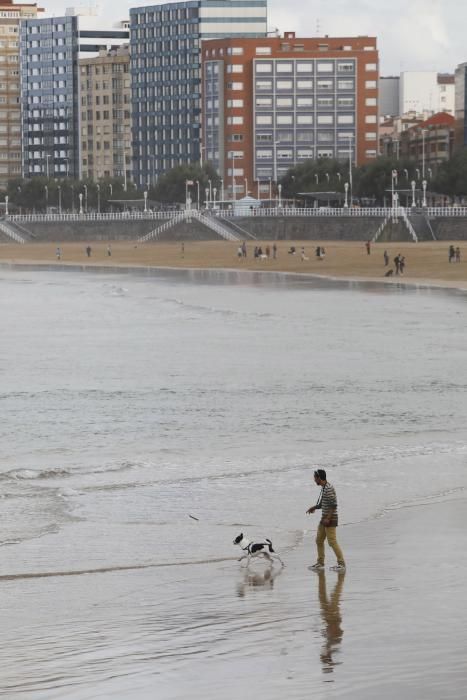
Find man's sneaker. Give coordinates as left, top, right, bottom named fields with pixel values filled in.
left=309, top=562, right=325, bottom=571
left=329, top=563, right=346, bottom=572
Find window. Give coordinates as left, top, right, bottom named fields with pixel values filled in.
left=365, top=149, right=377, bottom=158
left=277, top=114, right=293, bottom=125
left=230, top=47, right=244, bottom=56
left=256, top=79, right=272, bottom=90
left=297, top=79, right=313, bottom=89
left=317, top=149, right=334, bottom=158
left=276, top=62, right=293, bottom=73
left=227, top=99, right=244, bottom=107
left=365, top=80, right=377, bottom=89
left=317, top=131, right=334, bottom=142
left=365, top=115, right=377, bottom=123
left=256, top=97, right=272, bottom=107
left=317, top=62, right=333, bottom=73
left=297, top=97, right=313, bottom=107
left=277, top=148, right=292, bottom=159
left=297, top=114, right=313, bottom=125
left=227, top=64, right=243, bottom=73
left=297, top=149, right=313, bottom=159
left=337, top=62, right=354, bottom=72
left=337, top=97, right=354, bottom=107
left=365, top=63, right=377, bottom=71
left=365, top=132, right=377, bottom=140
left=365, top=97, right=377, bottom=106
left=227, top=82, right=243, bottom=90
left=256, top=62, right=272, bottom=73
left=256, top=114, right=272, bottom=125
left=337, top=114, right=354, bottom=125
left=297, top=62, right=313, bottom=73
left=338, top=79, right=354, bottom=90
left=256, top=148, right=272, bottom=159
left=227, top=116, right=244, bottom=125
left=317, top=114, right=334, bottom=125
left=256, top=46, right=272, bottom=55
left=276, top=97, right=293, bottom=107
left=317, top=97, right=333, bottom=108
left=317, top=79, right=333, bottom=90
left=276, top=79, right=293, bottom=90
left=337, top=131, right=354, bottom=141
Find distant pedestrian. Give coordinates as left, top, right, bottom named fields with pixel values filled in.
left=394, top=254, right=400, bottom=275
left=455, top=246, right=461, bottom=263
left=181, top=242, right=185, bottom=258
left=301, top=246, right=309, bottom=261
left=56, top=246, right=61, bottom=261
left=107, top=244, right=112, bottom=257
left=365, top=240, right=371, bottom=255
left=86, top=245, right=92, bottom=258
left=272, top=243, right=277, bottom=259
left=449, top=245, right=455, bottom=263
left=383, top=249, right=389, bottom=266
left=265, top=245, right=270, bottom=258
left=316, top=246, right=321, bottom=259
left=399, top=256, right=405, bottom=275
left=242, top=241, right=247, bottom=258
left=237, top=245, right=243, bottom=260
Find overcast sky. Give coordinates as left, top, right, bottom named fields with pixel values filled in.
left=50, top=0, right=463, bottom=75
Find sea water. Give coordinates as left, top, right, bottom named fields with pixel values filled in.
left=0, top=266, right=466, bottom=699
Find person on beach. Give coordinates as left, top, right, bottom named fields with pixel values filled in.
left=56, top=247, right=61, bottom=261
left=365, top=240, right=371, bottom=255
left=272, top=243, right=277, bottom=259
left=86, top=245, right=92, bottom=258
left=455, top=246, right=461, bottom=263
left=449, top=245, right=455, bottom=263
left=394, top=254, right=400, bottom=275
left=307, top=469, right=346, bottom=571
left=107, top=244, right=112, bottom=257
left=399, top=256, right=405, bottom=275
left=383, top=249, right=389, bottom=266
left=242, top=241, right=247, bottom=258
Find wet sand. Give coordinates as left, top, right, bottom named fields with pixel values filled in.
left=0, top=240, right=466, bottom=289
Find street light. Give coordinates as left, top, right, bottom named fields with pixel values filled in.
left=205, top=187, right=209, bottom=208
left=278, top=183, right=282, bottom=208
left=403, top=169, right=409, bottom=180
left=97, top=183, right=101, bottom=214
left=195, top=180, right=200, bottom=210
left=314, top=174, right=319, bottom=184
left=325, top=172, right=330, bottom=183
left=83, top=185, right=88, bottom=213
left=44, top=185, right=48, bottom=211
left=427, top=167, right=433, bottom=180
left=143, top=191, right=148, bottom=212
left=244, top=177, right=248, bottom=196
left=231, top=153, right=237, bottom=201
left=411, top=180, right=416, bottom=208
left=391, top=169, right=398, bottom=211
left=268, top=177, right=272, bottom=204
left=208, top=179, right=212, bottom=203
left=45, top=154, right=51, bottom=179
left=220, top=178, right=224, bottom=204
left=273, top=140, right=280, bottom=187
left=415, top=168, right=420, bottom=180
left=64, top=157, right=69, bottom=178
left=344, top=182, right=349, bottom=208
left=58, top=185, right=62, bottom=214
left=422, top=179, right=427, bottom=208
left=109, top=183, right=113, bottom=198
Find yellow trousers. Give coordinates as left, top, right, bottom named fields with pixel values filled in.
left=316, top=524, right=345, bottom=565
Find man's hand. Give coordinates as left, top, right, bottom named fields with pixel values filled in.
left=306, top=506, right=316, bottom=515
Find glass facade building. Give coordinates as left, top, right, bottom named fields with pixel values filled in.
left=129, top=0, right=267, bottom=188
left=20, top=16, right=80, bottom=179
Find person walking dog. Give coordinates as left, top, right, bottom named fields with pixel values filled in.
left=307, top=469, right=346, bottom=571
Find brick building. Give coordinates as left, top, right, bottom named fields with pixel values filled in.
left=201, top=33, right=379, bottom=199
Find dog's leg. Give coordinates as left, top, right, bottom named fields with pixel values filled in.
left=271, top=553, right=285, bottom=566
left=238, top=554, right=248, bottom=563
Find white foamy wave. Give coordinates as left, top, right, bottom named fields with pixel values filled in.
left=0, top=468, right=70, bottom=481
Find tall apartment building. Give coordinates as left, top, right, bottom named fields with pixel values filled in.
left=400, top=71, right=454, bottom=117
left=201, top=33, right=379, bottom=198
left=129, top=0, right=267, bottom=188
left=20, top=13, right=129, bottom=180
left=79, top=45, right=132, bottom=182
left=0, top=0, right=42, bottom=188
left=455, top=62, right=467, bottom=150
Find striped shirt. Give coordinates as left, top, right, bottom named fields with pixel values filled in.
left=316, top=482, right=338, bottom=527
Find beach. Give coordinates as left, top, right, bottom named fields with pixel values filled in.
left=1, top=264, right=467, bottom=699
left=0, top=239, right=467, bottom=288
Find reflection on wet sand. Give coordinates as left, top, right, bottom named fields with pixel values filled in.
left=236, top=564, right=283, bottom=598
left=317, top=571, right=345, bottom=675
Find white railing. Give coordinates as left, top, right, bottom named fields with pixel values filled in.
left=0, top=220, right=26, bottom=243
left=139, top=212, right=186, bottom=242
left=372, top=217, right=389, bottom=243
left=400, top=209, right=418, bottom=243
left=195, top=211, right=240, bottom=241
left=7, top=211, right=178, bottom=224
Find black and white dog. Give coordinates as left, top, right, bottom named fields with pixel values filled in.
left=233, top=532, right=284, bottom=566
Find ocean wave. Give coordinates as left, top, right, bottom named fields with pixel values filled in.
left=0, top=468, right=70, bottom=481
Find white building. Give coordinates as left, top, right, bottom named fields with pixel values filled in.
left=399, top=71, right=454, bottom=116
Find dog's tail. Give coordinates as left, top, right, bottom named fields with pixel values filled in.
left=266, top=538, right=275, bottom=553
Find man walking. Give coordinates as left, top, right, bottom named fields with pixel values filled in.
left=307, top=469, right=346, bottom=571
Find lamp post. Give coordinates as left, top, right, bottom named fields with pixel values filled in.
left=44, top=185, right=48, bottom=212
left=205, top=187, right=209, bottom=208
left=391, top=169, right=398, bottom=220
left=336, top=172, right=341, bottom=182
left=231, top=153, right=236, bottom=201
left=415, top=168, right=420, bottom=181
left=403, top=168, right=409, bottom=180
left=196, top=180, right=200, bottom=210
left=244, top=177, right=248, bottom=196
left=278, top=183, right=282, bottom=208
left=64, top=157, right=69, bottom=178
left=143, top=191, right=148, bottom=212
left=314, top=174, right=319, bottom=185
left=344, top=182, right=349, bottom=208
left=97, top=183, right=100, bottom=214
left=5, top=195, right=8, bottom=216
left=268, top=177, right=272, bottom=204
left=257, top=179, right=261, bottom=201
left=325, top=172, right=330, bottom=183
left=71, top=184, right=75, bottom=214
left=422, top=179, right=427, bottom=208
left=83, top=185, right=88, bottom=213
left=273, top=140, right=280, bottom=188
left=58, top=185, right=62, bottom=214
left=213, top=187, right=217, bottom=207
left=427, top=167, right=433, bottom=180
left=109, top=183, right=113, bottom=198
left=411, top=180, right=416, bottom=208
left=208, top=179, right=212, bottom=203
left=45, top=154, right=51, bottom=179
left=79, top=192, right=83, bottom=215
left=220, top=178, right=224, bottom=205
left=348, top=135, right=354, bottom=207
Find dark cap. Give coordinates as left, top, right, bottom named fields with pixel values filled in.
left=314, top=469, right=327, bottom=481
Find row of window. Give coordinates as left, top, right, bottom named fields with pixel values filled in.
left=204, top=45, right=375, bottom=58
left=80, top=63, right=129, bottom=76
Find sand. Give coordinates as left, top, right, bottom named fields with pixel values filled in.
left=0, top=240, right=466, bottom=289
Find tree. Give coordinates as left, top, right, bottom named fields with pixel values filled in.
left=353, top=156, right=415, bottom=205
left=432, top=149, right=467, bottom=197
left=150, top=163, right=221, bottom=205
left=280, top=159, right=346, bottom=200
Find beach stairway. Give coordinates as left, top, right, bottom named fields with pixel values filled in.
left=406, top=212, right=436, bottom=241
left=139, top=210, right=241, bottom=243
left=0, top=219, right=27, bottom=243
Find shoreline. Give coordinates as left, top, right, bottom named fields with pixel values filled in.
left=2, top=257, right=467, bottom=295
